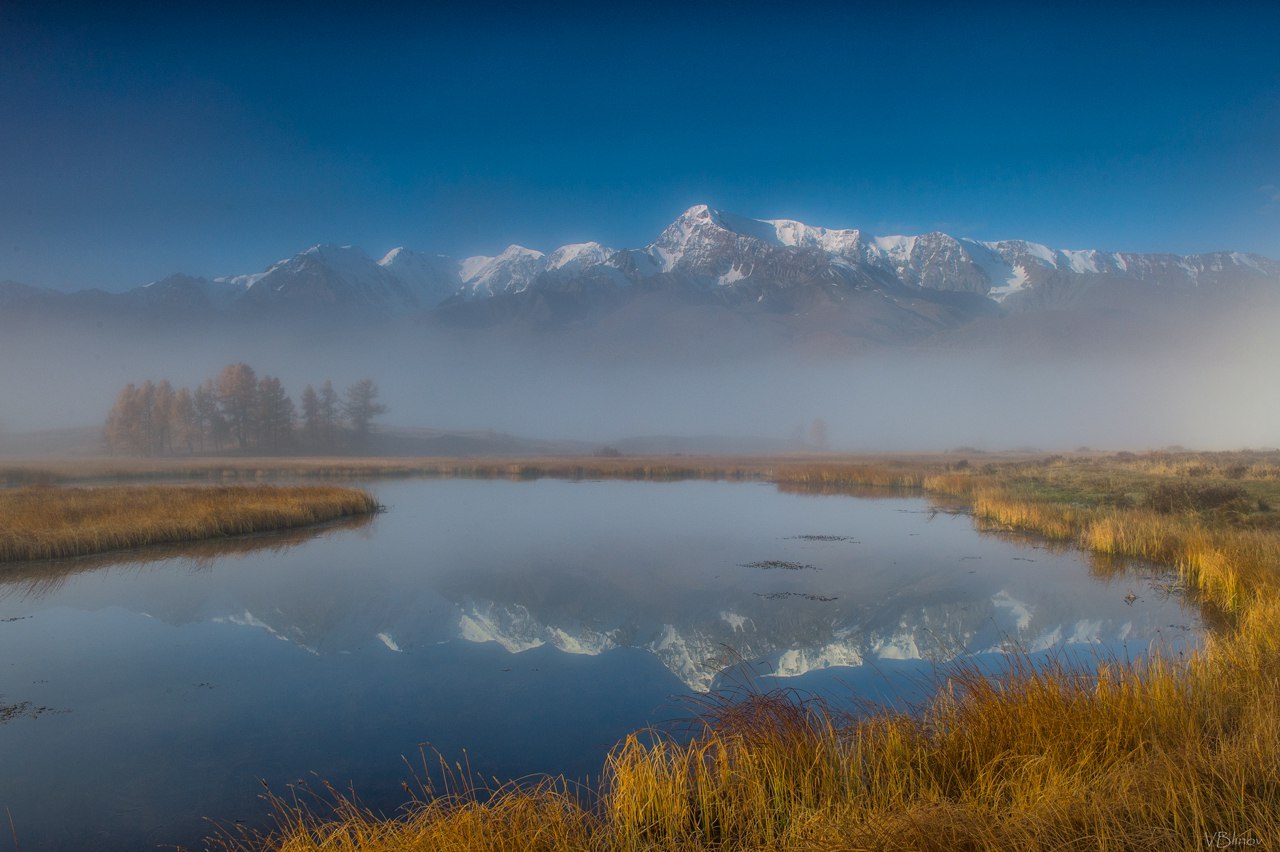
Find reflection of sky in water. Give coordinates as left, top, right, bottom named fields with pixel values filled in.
left=0, top=480, right=1202, bottom=849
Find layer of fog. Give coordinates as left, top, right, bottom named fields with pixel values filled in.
left=1, top=312, right=1276, bottom=454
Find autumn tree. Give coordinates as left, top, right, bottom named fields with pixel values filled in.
left=193, top=380, right=225, bottom=452
left=215, top=363, right=258, bottom=450
left=104, top=365, right=389, bottom=456
left=152, top=380, right=176, bottom=455
left=105, top=383, right=145, bottom=454
left=135, top=380, right=158, bottom=455
left=171, top=387, right=197, bottom=455
left=343, top=378, right=387, bottom=443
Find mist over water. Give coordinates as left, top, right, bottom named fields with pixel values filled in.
left=1, top=296, right=1277, bottom=452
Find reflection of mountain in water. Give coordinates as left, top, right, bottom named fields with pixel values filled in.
left=443, top=586, right=1186, bottom=691
left=1, top=481, right=1201, bottom=693
left=186, top=576, right=1194, bottom=693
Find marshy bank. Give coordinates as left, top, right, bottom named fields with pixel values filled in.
left=0, top=484, right=380, bottom=562
left=193, top=450, right=1280, bottom=852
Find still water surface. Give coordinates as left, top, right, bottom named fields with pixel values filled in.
left=0, top=479, right=1201, bottom=849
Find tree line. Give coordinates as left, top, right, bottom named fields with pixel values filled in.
left=104, top=363, right=386, bottom=456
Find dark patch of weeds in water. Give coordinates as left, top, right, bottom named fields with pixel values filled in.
left=0, top=700, right=63, bottom=724
left=740, top=560, right=818, bottom=571
left=784, top=535, right=860, bottom=542
left=753, top=592, right=838, bottom=601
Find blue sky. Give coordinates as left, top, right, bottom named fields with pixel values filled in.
left=2, top=2, right=1278, bottom=290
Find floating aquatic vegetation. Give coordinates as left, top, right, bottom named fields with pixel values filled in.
left=752, top=592, right=838, bottom=602
left=739, top=560, right=817, bottom=571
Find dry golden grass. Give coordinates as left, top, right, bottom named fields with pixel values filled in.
left=0, top=452, right=974, bottom=488
left=0, top=484, right=379, bottom=562
left=250, top=778, right=596, bottom=852
left=0, top=513, right=375, bottom=599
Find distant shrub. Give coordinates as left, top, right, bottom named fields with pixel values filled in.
left=1145, top=482, right=1249, bottom=514
left=595, top=446, right=623, bottom=458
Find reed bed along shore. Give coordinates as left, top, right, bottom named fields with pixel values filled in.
left=0, top=452, right=988, bottom=487
left=6, top=447, right=1276, bottom=489
left=0, top=512, right=375, bottom=599
left=198, top=450, right=1280, bottom=852
left=0, top=484, right=380, bottom=563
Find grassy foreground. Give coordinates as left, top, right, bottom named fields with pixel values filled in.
left=199, top=450, right=1280, bottom=851
left=0, top=484, right=380, bottom=562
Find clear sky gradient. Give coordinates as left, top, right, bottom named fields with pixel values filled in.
left=3, top=2, right=1278, bottom=291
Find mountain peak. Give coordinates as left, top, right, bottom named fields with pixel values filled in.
left=497, top=244, right=545, bottom=260
left=546, top=242, right=613, bottom=271
left=678, top=203, right=714, bottom=220
left=379, top=246, right=409, bottom=265
left=646, top=205, right=789, bottom=274
left=459, top=244, right=549, bottom=298
left=302, top=243, right=369, bottom=259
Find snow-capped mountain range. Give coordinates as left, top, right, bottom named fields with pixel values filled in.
left=5, top=204, right=1277, bottom=327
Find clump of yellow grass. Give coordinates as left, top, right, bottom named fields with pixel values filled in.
left=0, top=484, right=380, bottom=562
left=974, top=490, right=1280, bottom=616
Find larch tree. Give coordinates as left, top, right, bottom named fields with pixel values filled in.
left=152, top=380, right=176, bottom=456
left=193, top=379, right=224, bottom=452
left=171, top=387, right=197, bottom=455
left=105, top=383, right=144, bottom=454
left=215, top=363, right=258, bottom=450
left=136, top=381, right=158, bottom=456
left=104, top=366, right=388, bottom=457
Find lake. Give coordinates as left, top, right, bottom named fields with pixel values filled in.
left=0, top=478, right=1202, bottom=850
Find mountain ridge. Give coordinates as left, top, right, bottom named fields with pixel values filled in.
left=3, top=205, right=1276, bottom=342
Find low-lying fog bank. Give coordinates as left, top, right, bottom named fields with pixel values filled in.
left=1, top=299, right=1276, bottom=454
